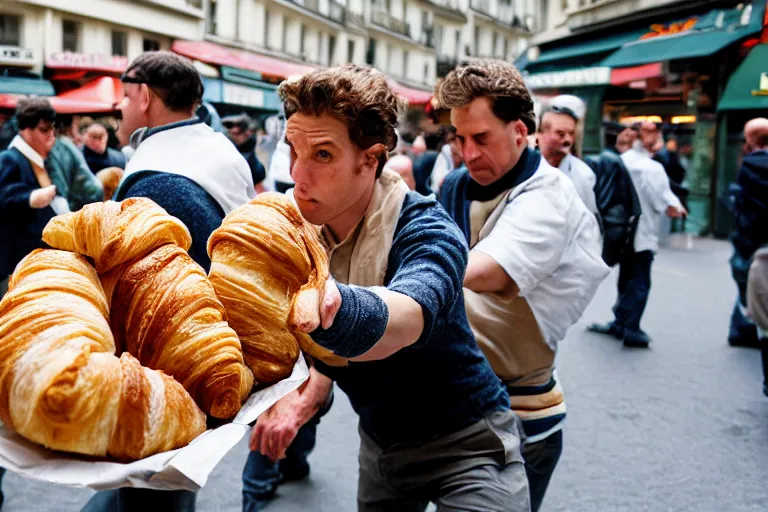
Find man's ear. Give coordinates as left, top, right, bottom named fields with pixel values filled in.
left=139, top=84, right=152, bottom=113
left=362, top=143, right=387, bottom=174
left=514, top=120, right=528, bottom=148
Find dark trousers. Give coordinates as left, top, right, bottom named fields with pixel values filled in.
left=522, top=431, right=563, bottom=512
left=81, top=488, right=195, bottom=512
left=612, top=250, right=654, bottom=333
left=0, top=466, right=5, bottom=510
left=729, top=251, right=759, bottom=345
left=241, top=396, right=332, bottom=511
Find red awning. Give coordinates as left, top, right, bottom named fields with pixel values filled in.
left=0, top=77, right=123, bottom=114
left=610, top=62, right=664, bottom=86
left=389, top=82, right=433, bottom=105
left=172, top=40, right=316, bottom=81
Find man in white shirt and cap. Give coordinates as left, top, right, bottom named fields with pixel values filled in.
left=537, top=105, right=598, bottom=216
left=589, top=121, right=686, bottom=347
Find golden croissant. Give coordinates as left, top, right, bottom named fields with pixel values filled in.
left=208, top=192, right=347, bottom=386
left=42, top=198, right=254, bottom=419
left=0, top=250, right=206, bottom=461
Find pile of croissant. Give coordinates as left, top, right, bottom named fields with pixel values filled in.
left=0, top=193, right=343, bottom=461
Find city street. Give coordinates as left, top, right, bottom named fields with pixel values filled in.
left=2, top=236, right=767, bottom=512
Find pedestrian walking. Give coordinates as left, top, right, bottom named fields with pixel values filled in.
left=247, top=64, right=530, bottom=512
left=729, top=118, right=768, bottom=347
left=436, top=60, right=609, bottom=512
left=747, top=247, right=768, bottom=397
left=589, top=121, right=687, bottom=347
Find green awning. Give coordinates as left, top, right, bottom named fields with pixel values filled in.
left=532, top=29, right=648, bottom=66
left=717, top=44, right=768, bottom=111
left=0, top=76, right=55, bottom=96
left=602, top=4, right=764, bottom=68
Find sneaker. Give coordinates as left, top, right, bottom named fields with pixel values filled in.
left=588, top=322, right=624, bottom=339
left=623, top=330, right=651, bottom=348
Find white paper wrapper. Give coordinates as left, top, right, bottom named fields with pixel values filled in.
left=0, top=353, right=309, bottom=492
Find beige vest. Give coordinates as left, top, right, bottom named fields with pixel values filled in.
left=464, top=189, right=555, bottom=386
left=324, top=170, right=409, bottom=287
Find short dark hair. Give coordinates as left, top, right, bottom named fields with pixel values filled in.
left=436, top=60, right=536, bottom=135
left=16, top=97, right=56, bottom=130
left=538, top=105, right=579, bottom=132
left=279, top=65, right=403, bottom=178
left=123, top=51, right=204, bottom=113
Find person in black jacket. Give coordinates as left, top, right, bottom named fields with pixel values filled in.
left=81, top=121, right=126, bottom=173
left=0, top=98, right=58, bottom=296
left=728, top=118, right=768, bottom=347
left=223, top=113, right=267, bottom=193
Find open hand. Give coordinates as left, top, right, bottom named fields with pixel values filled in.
left=249, top=386, right=313, bottom=461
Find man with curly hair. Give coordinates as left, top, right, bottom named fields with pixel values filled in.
left=245, top=65, right=530, bottom=512
left=436, top=60, right=609, bottom=511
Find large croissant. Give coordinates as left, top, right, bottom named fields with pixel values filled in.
left=42, top=198, right=254, bottom=419
left=0, top=249, right=206, bottom=460
left=208, top=193, right=347, bottom=385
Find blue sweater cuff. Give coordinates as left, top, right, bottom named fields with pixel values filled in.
left=310, top=283, right=389, bottom=358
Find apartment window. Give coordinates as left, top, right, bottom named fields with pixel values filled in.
left=328, top=34, right=337, bottom=66
left=493, top=32, right=499, bottom=57
left=111, top=30, right=127, bottom=56
left=503, top=38, right=508, bottom=60
left=366, top=38, right=376, bottom=65
left=264, top=8, right=270, bottom=48
left=455, top=28, right=461, bottom=58
left=0, top=14, right=21, bottom=46
left=208, top=0, right=218, bottom=35
left=473, top=26, right=480, bottom=56
left=299, top=24, right=306, bottom=59
left=347, top=39, right=355, bottom=63
left=62, top=19, right=80, bottom=52
left=402, top=50, right=408, bottom=79
left=143, top=38, right=160, bottom=52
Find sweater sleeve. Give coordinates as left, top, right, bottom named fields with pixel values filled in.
left=310, top=196, right=467, bottom=357
left=121, top=173, right=225, bottom=271
left=0, top=153, right=33, bottom=210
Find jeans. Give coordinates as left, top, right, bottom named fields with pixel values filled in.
left=242, top=394, right=333, bottom=511
left=80, top=489, right=195, bottom=512
left=522, top=431, right=563, bottom=512
left=612, top=250, right=654, bottom=334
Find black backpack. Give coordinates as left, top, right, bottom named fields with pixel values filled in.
left=585, top=150, right=642, bottom=267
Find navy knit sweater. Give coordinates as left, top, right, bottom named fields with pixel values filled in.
left=116, top=171, right=224, bottom=271
left=314, top=192, right=509, bottom=448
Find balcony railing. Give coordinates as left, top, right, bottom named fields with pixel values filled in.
left=185, top=0, right=203, bottom=8
left=371, top=9, right=410, bottom=38
left=421, top=25, right=435, bottom=48
left=329, top=2, right=345, bottom=24
left=470, top=0, right=491, bottom=16
left=429, top=0, right=461, bottom=11
left=287, top=0, right=346, bottom=24
left=346, top=11, right=365, bottom=29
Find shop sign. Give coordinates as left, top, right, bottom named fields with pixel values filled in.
left=0, top=46, right=36, bottom=67
left=525, top=67, right=611, bottom=89
left=46, top=52, right=128, bottom=73
left=223, top=82, right=265, bottom=108
left=640, top=18, right=698, bottom=40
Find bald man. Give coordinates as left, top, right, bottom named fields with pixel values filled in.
left=728, top=118, right=768, bottom=347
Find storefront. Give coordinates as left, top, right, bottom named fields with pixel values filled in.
left=714, top=43, right=768, bottom=236
left=0, top=45, right=55, bottom=111
left=521, top=1, right=766, bottom=235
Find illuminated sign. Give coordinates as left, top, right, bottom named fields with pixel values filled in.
left=640, top=18, right=698, bottom=40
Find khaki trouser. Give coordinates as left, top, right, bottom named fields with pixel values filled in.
left=357, top=409, right=530, bottom=512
